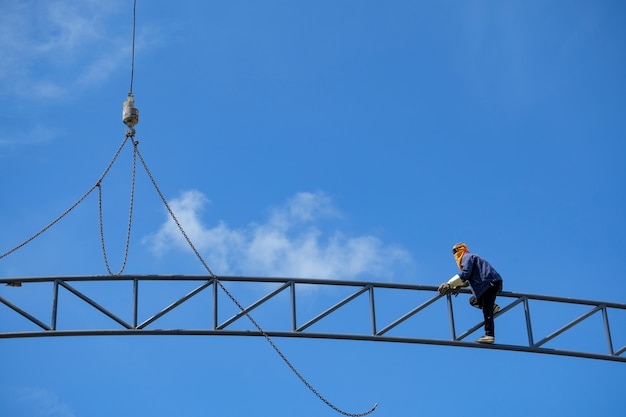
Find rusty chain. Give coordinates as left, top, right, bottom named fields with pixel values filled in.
left=5, top=0, right=376, bottom=412
left=97, top=136, right=137, bottom=275
left=1, top=133, right=378, bottom=416
left=135, top=145, right=378, bottom=417
left=0, top=135, right=130, bottom=262
left=0, top=185, right=97, bottom=261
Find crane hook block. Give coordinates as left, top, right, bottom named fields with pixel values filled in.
left=122, top=92, right=139, bottom=131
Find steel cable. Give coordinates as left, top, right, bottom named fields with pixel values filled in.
left=129, top=0, right=136, bottom=94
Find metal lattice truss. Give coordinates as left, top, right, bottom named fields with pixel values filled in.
left=1, top=276, right=625, bottom=363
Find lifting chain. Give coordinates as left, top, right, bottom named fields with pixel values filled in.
left=136, top=146, right=378, bottom=417
left=98, top=139, right=138, bottom=276
left=1, top=135, right=378, bottom=416
left=3, top=0, right=378, bottom=410
left=0, top=186, right=96, bottom=261
left=0, top=136, right=131, bottom=263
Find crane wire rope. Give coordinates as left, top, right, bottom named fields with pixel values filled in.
left=123, top=2, right=376, bottom=414
left=2, top=2, right=378, bottom=415
left=129, top=0, right=136, bottom=94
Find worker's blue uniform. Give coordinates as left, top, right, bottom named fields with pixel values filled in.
left=459, top=252, right=503, bottom=337
left=458, top=252, right=503, bottom=299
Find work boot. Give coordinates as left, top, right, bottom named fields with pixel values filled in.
left=476, top=335, right=495, bottom=344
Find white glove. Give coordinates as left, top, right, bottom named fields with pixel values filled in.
left=447, top=274, right=467, bottom=289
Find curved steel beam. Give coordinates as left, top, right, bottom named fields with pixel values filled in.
left=1, top=275, right=624, bottom=363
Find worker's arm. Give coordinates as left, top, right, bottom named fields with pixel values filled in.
left=447, top=274, right=468, bottom=289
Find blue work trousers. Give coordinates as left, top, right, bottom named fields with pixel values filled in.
left=469, top=280, right=502, bottom=337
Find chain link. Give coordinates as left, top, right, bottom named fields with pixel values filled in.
left=135, top=146, right=378, bottom=417
left=1, top=133, right=378, bottom=416
left=0, top=136, right=131, bottom=261
left=4, top=0, right=377, bottom=409
left=0, top=185, right=97, bottom=261
left=98, top=138, right=137, bottom=275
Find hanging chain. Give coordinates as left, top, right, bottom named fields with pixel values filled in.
left=0, top=136, right=131, bottom=261
left=0, top=186, right=97, bottom=261
left=98, top=139, right=137, bottom=275
left=1, top=137, right=379, bottom=416
left=136, top=146, right=378, bottom=417
left=2, top=0, right=379, bottom=412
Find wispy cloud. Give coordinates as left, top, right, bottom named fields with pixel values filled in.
left=0, top=0, right=131, bottom=99
left=16, top=387, right=76, bottom=417
left=143, top=191, right=413, bottom=279
left=0, top=124, right=63, bottom=148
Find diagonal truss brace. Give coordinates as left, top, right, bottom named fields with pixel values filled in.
left=0, top=275, right=625, bottom=363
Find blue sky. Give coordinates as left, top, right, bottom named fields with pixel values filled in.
left=1, top=1, right=625, bottom=416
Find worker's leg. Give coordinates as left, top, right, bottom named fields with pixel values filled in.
left=480, top=281, right=502, bottom=337
left=481, top=290, right=496, bottom=337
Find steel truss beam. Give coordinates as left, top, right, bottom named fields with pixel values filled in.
left=1, top=276, right=625, bottom=363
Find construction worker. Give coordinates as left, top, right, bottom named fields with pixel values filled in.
left=438, top=243, right=503, bottom=344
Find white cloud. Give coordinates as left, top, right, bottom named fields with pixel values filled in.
left=0, top=124, right=64, bottom=146
left=143, top=191, right=412, bottom=279
left=16, top=387, right=75, bottom=417
left=0, top=0, right=132, bottom=99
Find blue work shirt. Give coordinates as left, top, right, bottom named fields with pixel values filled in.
left=458, top=252, right=503, bottom=299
